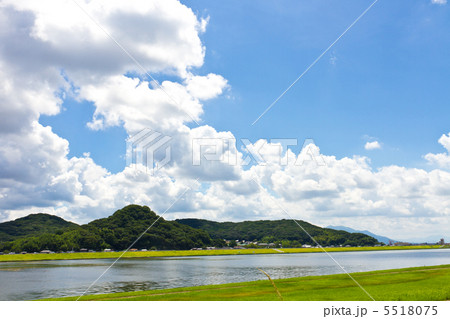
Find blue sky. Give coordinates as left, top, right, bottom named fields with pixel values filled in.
left=41, top=0, right=450, bottom=172
left=2, top=0, right=450, bottom=241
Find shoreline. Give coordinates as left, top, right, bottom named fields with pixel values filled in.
left=0, top=245, right=446, bottom=263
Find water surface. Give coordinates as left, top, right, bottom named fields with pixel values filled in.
left=0, top=249, right=449, bottom=300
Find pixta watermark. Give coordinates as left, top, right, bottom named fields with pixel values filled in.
left=126, top=128, right=172, bottom=174
left=126, top=129, right=326, bottom=174
left=192, top=137, right=326, bottom=167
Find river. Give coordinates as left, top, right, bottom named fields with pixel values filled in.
left=0, top=248, right=449, bottom=300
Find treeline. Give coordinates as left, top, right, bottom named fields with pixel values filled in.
left=177, top=219, right=380, bottom=247
left=0, top=213, right=79, bottom=242
left=0, top=205, right=380, bottom=253
left=0, top=205, right=223, bottom=253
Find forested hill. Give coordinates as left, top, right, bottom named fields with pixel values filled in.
left=83, top=205, right=213, bottom=250
left=0, top=205, right=379, bottom=253
left=176, top=218, right=379, bottom=247
left=0, top=205, right=213, bottom=253
left=0, top=213, right=80, bottom=242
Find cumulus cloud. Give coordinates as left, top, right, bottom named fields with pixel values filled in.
left=186, top=74, right=229, bottom=101
left=364, top=141, right=381, bottom=150
left=424, top=133, right=450, bottom=169
left=1, top=0, right=450, bottom=241
left=0, top=0, right=228, bottom=219
left=0, top=0, right=207, bottom=77
left=82, top=75, right=205, bottom=132
left=437, top=133, right=450, bottom=152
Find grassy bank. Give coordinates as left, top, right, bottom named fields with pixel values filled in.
left=0, top=245, right=445, bottom=262
left=43, top=264, right=450, bottom=301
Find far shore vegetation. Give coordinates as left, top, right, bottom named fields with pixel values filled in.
left=0, top=245, right=446, bottom=262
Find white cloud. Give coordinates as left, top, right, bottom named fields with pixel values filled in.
left=186, top=74, right=228, bottom=101
left=0, top=0, right=228, bottom=215
left=163, top=125, right=242, bottom=181
left=437, top=133, right=450, bottom=152
left=0, top=61, right=64, bottom=133
left=431, top=0, right=447, bottom=5
left=0, top=122, right=74, bottom=209
left=424, top=133, right=450, bottom=169
left=364, top=141, right=381, bottom=150
left=0, top=0, right=206, bottom=78
left=1, top=0, right=450, bottom=242
left=82, top=75, right=203, bottom=132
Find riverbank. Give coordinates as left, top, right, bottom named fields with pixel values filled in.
left=43, top=264, right=450, bottom=301
left=0, top=245, right=445, bottom=262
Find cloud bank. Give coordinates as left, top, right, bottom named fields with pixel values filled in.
left=0, top=0, right=450, bottom=241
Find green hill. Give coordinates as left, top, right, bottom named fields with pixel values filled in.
left=176, top=218, right=379, bottom=247
left=0, top=205, right=213, bottom=253
left=82, top=205, right=212, bottom=250
left=0, top=206, right=379, bottom=253
left=0, top=213, right=80, bottom=242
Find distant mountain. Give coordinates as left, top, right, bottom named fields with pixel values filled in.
left=176, top=218, right=380, bottom=247
left=0, top=213, right=80, bottom=242
left=0, top=205, right=213, bottom=253
left=326, top=226, right=394, bottom=245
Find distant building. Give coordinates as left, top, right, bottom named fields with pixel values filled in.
left=439, top=238, right=445, bottom=245
left=394, top=242, right=411, bottom=246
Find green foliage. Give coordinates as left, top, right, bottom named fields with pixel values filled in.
left=211, top=238, right=227, bottom=247
left=0, top=205, right=379, bottom=253
left=227, top=240, right=237, bottom=248
left=176, top=218, right=379, bottom=247
left=0, top=245, right=442, bottom=262
left=0, top=205, right=212, bottom=253
left=83, top=205, right=211, bottom=250
left=0, top=213, right=80, bottom=242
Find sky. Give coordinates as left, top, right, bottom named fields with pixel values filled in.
left=1, top=0, right=450, bottom=242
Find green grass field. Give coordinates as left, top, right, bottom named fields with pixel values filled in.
left=0, top=245, right=445, bottom=262
left=43, top=264, right=450, bottom=301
